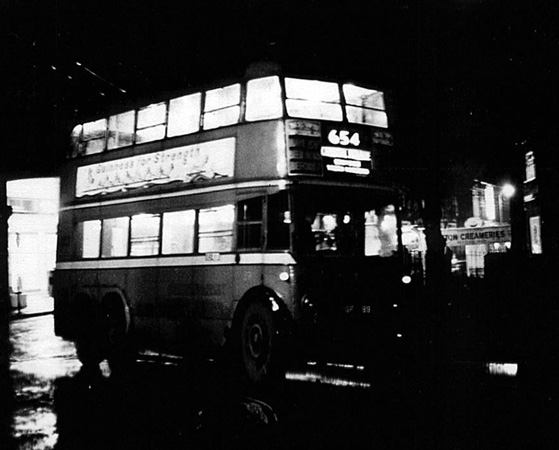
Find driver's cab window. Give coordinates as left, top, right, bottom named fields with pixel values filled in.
left=299, top=211, right=356, bottom=254
left=364, top=205, right=398, bottom=257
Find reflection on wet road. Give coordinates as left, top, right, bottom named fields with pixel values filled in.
left=8, top=314, right=559, bottom=449
left=9, top=315, right=80, bottom=449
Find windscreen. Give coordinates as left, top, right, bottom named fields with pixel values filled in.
left=292, top=187, right=399, bottom=257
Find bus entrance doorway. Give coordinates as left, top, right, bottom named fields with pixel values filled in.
left=7, top=178, right=59, bottom=315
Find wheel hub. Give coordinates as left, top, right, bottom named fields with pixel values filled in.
left=248, top=323, right=264, bottom=359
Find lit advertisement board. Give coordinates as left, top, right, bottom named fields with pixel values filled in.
left=286, top=120, right=381, bottom=177
left=76, top=137, right=235, bottom=197
left=441, top=225, right=511, bottom=248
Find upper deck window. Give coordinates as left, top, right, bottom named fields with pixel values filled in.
left=168, top=93, right=201, bottom=137
left=82, top=119, right=107, bottom=155
left=203, top=84, right=241, bottom=130
left=285, top=78, right=343, bottom=122
left=108, top=111, right=135, bottom=150
left=343, top=84, right=388, bottom=128
left=245, top=76, right=283, bottom=122
left=136, top=103, right=167, bottom=144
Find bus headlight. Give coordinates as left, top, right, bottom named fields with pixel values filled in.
left=401, top=275, right=412, bottom=285
left=279, top=271, right=290, bottom=282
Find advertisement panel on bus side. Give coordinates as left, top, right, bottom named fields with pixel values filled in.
left=75, top=138, right=235, bottom=197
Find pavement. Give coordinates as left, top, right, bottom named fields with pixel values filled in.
left=10, top=294, right=53, bottom=320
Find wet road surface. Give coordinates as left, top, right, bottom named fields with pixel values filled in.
left=8, top=314, right=559, bottom=449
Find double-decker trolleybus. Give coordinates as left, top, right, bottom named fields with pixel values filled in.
left=53, top=64, right=409, bottom=383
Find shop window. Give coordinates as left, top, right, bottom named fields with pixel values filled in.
left=203, top=84, right=241, bottom=130
left=162, top=210, right=196, bottom=254
left=198, top=205, right=234, bottom=253
left=130, top=213, right=161, bottom=256
left=168, top=93, right=201, bottom=137
left=101, top=217, right=129, bottom=257
left=237, top=198, right=263, bottom=250
left=285, top=78, right=342, bottom=122
left=245, top=76, right=283, bottom=121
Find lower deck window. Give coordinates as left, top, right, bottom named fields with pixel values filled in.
left=162, top=210, right=195, bottom=254
left=237, top=198, right=263, bottom=250
left=102, top=217, right=130, bottom=257
left=198, top=205, right=234, bottom=253
left=130, top=214, right=161, bottom=256
left=80, top=220, right=101, bottom=258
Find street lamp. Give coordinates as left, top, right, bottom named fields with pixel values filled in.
left=498, top=183, right=516, bottom=224
left=501, top=183, right=516, bottom=199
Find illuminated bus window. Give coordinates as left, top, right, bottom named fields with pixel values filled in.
left=346, top=106, right=388, bottom=128
left=79, top=220, right=101, bottom=258
left=203, top=84, right=241, bottom=130
left=101, top=217, right=130, bottom=257
left=136, top=102, right=167, bottom=144
left=237, top=198, right=263, bottom=250
left=108, top=111, right=135, bottom=149
left=162, top=210, right=195, bottom=254
left=285, top=78, right=342, bottom=122
left=343, top=85, right=385, bottom=110
left=364, top=205, right=397, bottom=257
left=82, top=119, right=107, bottom=155
left=168, top=93, right=201, bottom=137
left=198, top=205, right=234, bottom=253
left=130, top=214, right=161, bottom=256
left=266, top=192, right=290, bottom=250
left=343, top=84, right=388, bottom=128
left=245, top=76, right=283, bottom=121
left=204, top=106, right=241, bottom=130
left=70, top=125, right=84, bottom=157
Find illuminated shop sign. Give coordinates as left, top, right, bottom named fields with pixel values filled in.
left=76, top=137, right=235, bottom=197
left=286, top=120, right=373, bottom=177
left=441, top=225, right=511, bottom=248
left=525, top=151, right=536, bottom=182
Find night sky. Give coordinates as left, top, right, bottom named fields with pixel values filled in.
left=3, top=0, right=559, bottom=196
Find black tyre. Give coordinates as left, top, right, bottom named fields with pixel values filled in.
left=238, top=301, right=275, bottom=384
left=75, top=331, right=103, bottom=369
left=101, top=297, right=134, bottom=373
left=74, top=301, right=103, bottom=371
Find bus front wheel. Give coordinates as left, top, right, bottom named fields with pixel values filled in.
left=238, top=301, right=275, bottom=384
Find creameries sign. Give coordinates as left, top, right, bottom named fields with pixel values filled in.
left=442, top=225, right=511, bottom=248
left=76, top=138, right=235, bottom=197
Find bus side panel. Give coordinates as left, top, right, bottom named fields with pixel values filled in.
left=235, top=120, right=284, bottom=181
left=154, top=265, right=233, bottom=356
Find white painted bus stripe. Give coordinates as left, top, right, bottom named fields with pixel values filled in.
left=60, top=180, right=290, bottom=212
left=55, top=252, right=296, bottom=270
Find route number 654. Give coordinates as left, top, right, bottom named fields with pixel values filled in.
left=327, top=129, right=361, bottom=147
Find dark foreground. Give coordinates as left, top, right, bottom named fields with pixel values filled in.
left=6, top=314, right=559, bottom=450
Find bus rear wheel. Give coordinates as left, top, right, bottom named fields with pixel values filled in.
left=238, top=301, right=275, bottom=384
left=101, top=296, right=134, bottom=373
left=74, top=299, right=103, bottom=373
